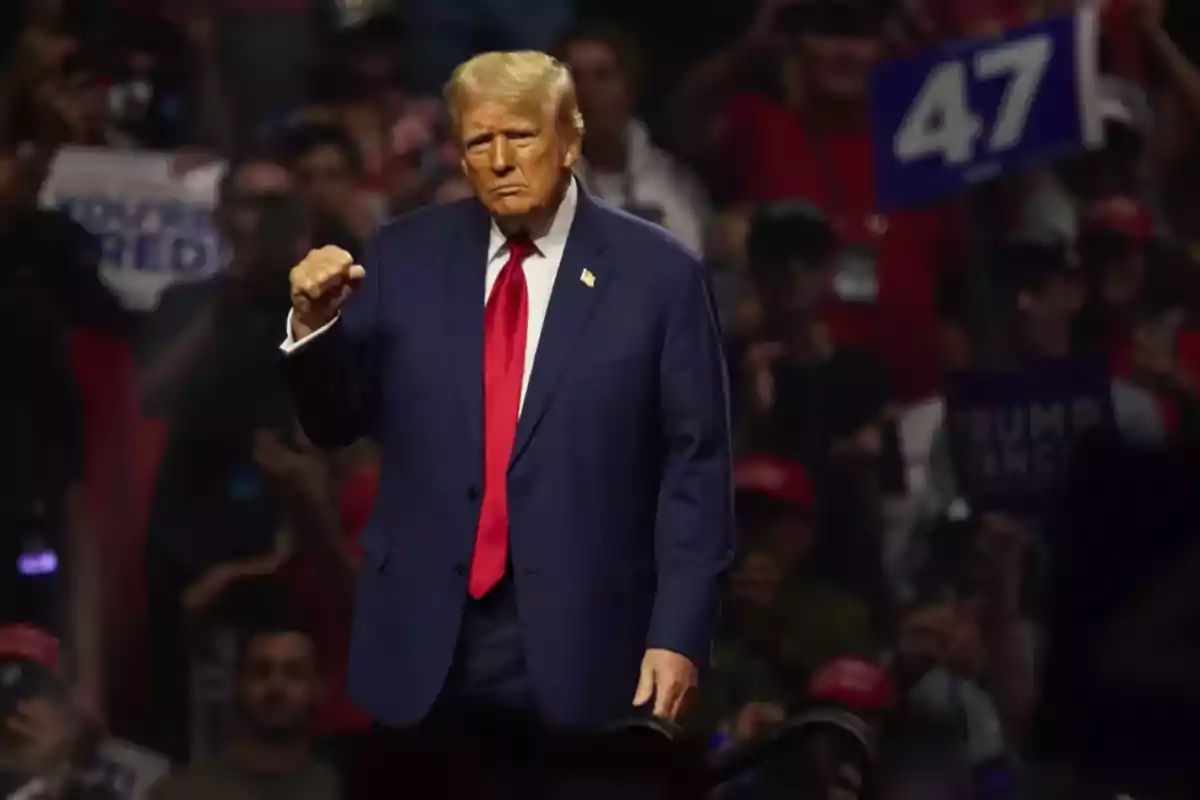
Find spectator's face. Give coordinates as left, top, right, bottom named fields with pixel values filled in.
left=225, top=162, right=294, bottom=242
left=801, top=27, right=884, bottom=104
left=456, top=93, right=580, bottom=219
left=1018, top=274, right=1084, bottom=344
left=729, top=550, right=784, bottom=609
left=759, top=255, right=837, bottom=319
left=563, top=39, right=633, bottom=141
left=295, top=144, right=357, bottom=220
left=235, top=633, right=318, bottom=740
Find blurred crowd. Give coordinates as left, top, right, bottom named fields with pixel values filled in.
left=3, top=0, right=1200, bottom=798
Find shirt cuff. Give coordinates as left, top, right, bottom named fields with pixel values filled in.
left=280, top=309, right=340, bottom=355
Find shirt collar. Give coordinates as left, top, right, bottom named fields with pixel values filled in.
left=487, top=177, right=579, bottom=263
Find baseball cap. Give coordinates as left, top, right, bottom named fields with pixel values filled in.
left=734, top=454, right=816, bottom=513
left=809, top=656, right=897, bottom=712
left=0, top=624, right=60, bottom=670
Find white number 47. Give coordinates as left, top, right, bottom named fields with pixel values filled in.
left=894, top=35, right=1054, bottom=166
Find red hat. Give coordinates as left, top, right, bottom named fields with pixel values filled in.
left=1082, top=196, right=1155, bottom=241
left=0, top=624, right=61, bottom=671
left=808, top=656, right=896, bottom=712
left=734, top=454, right=815, bottom=512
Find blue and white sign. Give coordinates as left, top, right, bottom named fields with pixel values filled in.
left=870, top=10, right=1103, bottom=211
left=39, top=147, right=228, bottom=311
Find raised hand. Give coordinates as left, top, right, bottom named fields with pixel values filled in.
left=289, top=245, right=366, bottom=339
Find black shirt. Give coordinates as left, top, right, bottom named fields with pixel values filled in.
left=144, top=276, right=296, bottom=571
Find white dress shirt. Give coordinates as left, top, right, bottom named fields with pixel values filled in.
left=280, top=179, right=580, bottom=413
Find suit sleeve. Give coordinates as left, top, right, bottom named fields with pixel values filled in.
left=648, top=259, right=736, bottom=666
left=283, top=230, right=385, bottom=448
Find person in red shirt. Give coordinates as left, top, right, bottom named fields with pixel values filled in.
left=675, top=0, right=962, bottom=400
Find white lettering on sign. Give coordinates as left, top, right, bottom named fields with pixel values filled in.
left=894, top=34, right=1054, bottom=166
left=952, top=397, right=1105, bottom=491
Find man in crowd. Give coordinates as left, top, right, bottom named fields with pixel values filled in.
left=736, top=199, right=897, bottom=621
left=556, top=21, right=711, bottom=252
left=282, top=123, right=374, bottom=260
left=282, top=49, right=732, bottom=787
left=149, top=621, right=338, bottom=800
left=920, top=237, right=1166, bottom=527
left=675, top=0, right=962, bottom=400
left=696, top=454, right=879, bottom=738
left=140, top=152, right=311, bottom=761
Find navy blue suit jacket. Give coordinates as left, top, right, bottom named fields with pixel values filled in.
left=284, top=189, right=735, bottom=728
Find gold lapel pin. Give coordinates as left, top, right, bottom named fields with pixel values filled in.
left=580, top=268, right=595, bottom=288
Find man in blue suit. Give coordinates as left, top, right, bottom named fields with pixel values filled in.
left=281, top=50, right=733, bottom=734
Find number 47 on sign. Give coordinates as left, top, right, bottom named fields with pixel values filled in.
left=868, top=9, right=1104, bottom=211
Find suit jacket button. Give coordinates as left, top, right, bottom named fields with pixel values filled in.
left=453, top=564, right=467, bottom=576
left=466, top=486, right=480, bottom=502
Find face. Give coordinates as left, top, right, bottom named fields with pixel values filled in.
left=729, top=550, right=784, bottom=609
left=759, top=255, right=838, bottom=319
left=1018, top=274, right=1084, bottom=344
left=235, top=633, right=318, bottom=740
left=563, top=39, right=632, bottom=140
left=457, top=94, right=579, bottom=220
left=295, top=145, right=356, bottom=220
left=801, top=31, right=884, bottom=103
left=225, top=161, right=294, bottom=240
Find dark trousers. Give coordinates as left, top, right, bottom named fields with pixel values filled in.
left=368, top=577, right=698, bottom=798
left=368, top=576, right=543, bottom=796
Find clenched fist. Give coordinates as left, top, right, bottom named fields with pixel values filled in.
left=289, top=245, right=366, bottom=339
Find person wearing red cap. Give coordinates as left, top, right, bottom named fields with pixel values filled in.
left=692, top=454, right=882, bottom=742
left=1077, top=196, right=1200, bottom=437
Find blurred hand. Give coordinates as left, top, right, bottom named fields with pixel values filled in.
left=632, top=649, right=699, bottom=721
left=731, top=701, right=786, bottom=743
left=831, top=423, right=883, bottom=462
left=978, top=513, right=1028, bottom=613
left=3, top=697, right=77, bottom=778
left=1130, top=327, right=1195, bottom=395
left=290, top=245, right=366, bottom=336
left=744, top=341, right=783, bottom=415
left=253, top=428, right=326, bottom=490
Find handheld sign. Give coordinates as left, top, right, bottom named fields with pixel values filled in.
left=944, top=357, right=1115, bottom=517
left=870, top=10, right=1103, bottom=211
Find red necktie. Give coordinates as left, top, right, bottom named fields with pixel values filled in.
left=468, top=236, right=533, bottom=599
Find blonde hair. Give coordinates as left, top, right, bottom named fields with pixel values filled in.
left=444, top=51, right=585, bottom=143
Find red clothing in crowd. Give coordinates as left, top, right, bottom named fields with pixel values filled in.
left=288, top=464, right=379, bottom=734
left=725, top=93, right=961, bottom=400
left=917, top=0, right=1144, bottom=80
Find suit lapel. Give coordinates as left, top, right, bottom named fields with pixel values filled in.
left=510, top=193, right=610, bottom=468
left=442, top=200, right=492, bottom=449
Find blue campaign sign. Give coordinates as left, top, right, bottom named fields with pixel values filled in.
left=943, top=357, right=1115, bottom=516
left=869, top=10, right=1103, bottom=211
